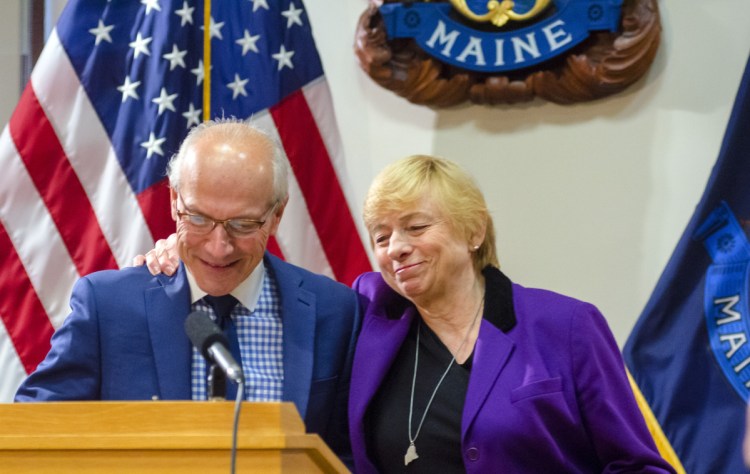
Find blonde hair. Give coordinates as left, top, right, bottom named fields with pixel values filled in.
left=363, top=155, right=499, bottom=271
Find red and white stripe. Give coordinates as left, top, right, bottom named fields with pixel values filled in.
left=255, top=77, right=372, bottom=285
left=0, top=30, right=158, bottom=401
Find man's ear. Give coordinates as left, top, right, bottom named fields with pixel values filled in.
left=268, top=196, right=289, bottom=235
left=169, top=188, right=178, bottom=221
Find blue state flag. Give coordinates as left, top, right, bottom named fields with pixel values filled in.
left=623, top=54, right=750, bottom=474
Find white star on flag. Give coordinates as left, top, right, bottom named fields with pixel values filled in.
left=236, top=30, right=261, bottom=55
left=129, top=32, right=152, bottom=58
left=89, top=20, right=114, bottom=45
left=152, top=87, right=178, bottom=115
left=117, top=76, right=141, bottom=102
left=141, top=0, right=162, bottom=15
left=201, top=17, right=224, bottom=40
left=182, top=103, right=202, bottom=128
left=140, top=132, right=166, bottom=158
left=163, top=44, right=187, bottom=70
left=191, top=60, right=205, bottom=86
left=251, top=0, right=270, bottom=12
left=174, top=1, right=194, bottom=26
left=281, top=3, right=304, bottom=28
left=272, top=45, right=294, bottom=70
left=227, top=74, right=250, bottom=99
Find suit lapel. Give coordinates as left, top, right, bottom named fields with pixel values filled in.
left=461, top=266, right=518, bottom=434
left=268, top=255, right=316, bottom=419
left=350, top=307, right=415, bottom=434
left=145, top=264, right=192, bottom=400
left=462, top=320, right=514, bottom=435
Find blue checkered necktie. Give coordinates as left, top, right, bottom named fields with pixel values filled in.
left=204, top=294, right=241, bottom=400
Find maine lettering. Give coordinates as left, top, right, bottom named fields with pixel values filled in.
left=713, top=295, right=750, bottom=387
left=378, top=1, right=623, bottom=73
left=426, top=19, right=572, bottom=70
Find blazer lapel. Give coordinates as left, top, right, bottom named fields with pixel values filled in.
left=145, top=264, right=192, bottom=400
left=268, top=255, right=316, bottom=419
left=462, top=320, right=514, bottom=435
left=350, top=307, right=415, bottom=434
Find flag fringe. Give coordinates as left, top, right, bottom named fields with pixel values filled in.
left=627, top=368, right=686, bottom=474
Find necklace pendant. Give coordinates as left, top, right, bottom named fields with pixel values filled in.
left=404, top=442, right=419, bottom=466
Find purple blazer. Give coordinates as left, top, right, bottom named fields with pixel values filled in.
left=349, top=268, right=674, bottom=473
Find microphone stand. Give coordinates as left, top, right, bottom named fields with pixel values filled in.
left=207, top=363, right=243, bottom=474
left=207, top=364, right=227, bottom=401
left=231, top=381, right=245, bottom=474
left=186, top=311, right=245, bottom=474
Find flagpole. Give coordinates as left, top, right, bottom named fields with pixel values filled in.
left=203, top=0, right=211, bottom=121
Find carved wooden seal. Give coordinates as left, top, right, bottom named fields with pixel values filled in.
left=355, top=0, right=661, bottom=106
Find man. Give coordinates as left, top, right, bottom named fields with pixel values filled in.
left=15, top=119, right=361, bottom=462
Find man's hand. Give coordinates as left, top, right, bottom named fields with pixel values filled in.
left=132, top=233, right=179, bottom=276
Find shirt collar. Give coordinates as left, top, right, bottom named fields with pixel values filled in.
left=481, top=265, right=516, bottom=332
left=185, top=261, right=266, bottom=312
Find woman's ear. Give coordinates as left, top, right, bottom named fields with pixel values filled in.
left=470, top=217, right=488, bottom=250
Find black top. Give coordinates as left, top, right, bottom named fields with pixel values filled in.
left=362, top=267, right=516, bottom=473
left=364, top=318, right=471, bottom=473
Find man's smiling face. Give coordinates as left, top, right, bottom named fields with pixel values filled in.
left=170, top=129, right=284, bottom=296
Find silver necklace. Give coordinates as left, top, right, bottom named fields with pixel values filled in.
left=405, top=295, right=484, bottom=466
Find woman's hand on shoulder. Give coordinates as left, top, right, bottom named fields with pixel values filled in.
left=131, top=233, right=179, bottom=276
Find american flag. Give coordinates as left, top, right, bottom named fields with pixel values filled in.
left=0, top=0, right=371, bottom=401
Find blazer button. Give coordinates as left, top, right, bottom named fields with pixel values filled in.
left=466, top=447, right=480, bottom=461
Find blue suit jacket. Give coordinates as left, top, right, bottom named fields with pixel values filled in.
left=349, top=269, right=675, bottom=474
left=16, top=253, right=361, bottom=461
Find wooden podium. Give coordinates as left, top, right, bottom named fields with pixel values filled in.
left=0, top=401, right=350, bottom=473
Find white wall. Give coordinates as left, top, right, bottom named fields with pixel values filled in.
left=2, top=1, right=749, bottom=346
left=306, top=0, right=750, bottom=345
left=0, top=1, right=22, bottom=124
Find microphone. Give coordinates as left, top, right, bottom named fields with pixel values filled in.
left=184, top=311, right=245, bottom=385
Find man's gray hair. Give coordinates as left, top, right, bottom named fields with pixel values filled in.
left=166, top=117, right=289, bottom=204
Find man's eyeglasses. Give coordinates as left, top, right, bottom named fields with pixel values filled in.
left=175, top=194, right=277, bottom=239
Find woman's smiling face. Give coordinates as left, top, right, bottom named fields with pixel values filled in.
left=370, top=197, right=475, bottom=304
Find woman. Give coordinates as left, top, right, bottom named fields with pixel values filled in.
left=349, top=155, right=674, bottom=473
left=136, top=155, right=674, bottom=473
